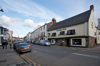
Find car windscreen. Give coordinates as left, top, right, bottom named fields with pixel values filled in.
left=45, top=40, right=50, bottom=42
left=20, top=43, right=29, bottom=46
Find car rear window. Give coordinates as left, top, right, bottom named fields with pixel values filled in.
left=20, top=43, right=29, bottom=46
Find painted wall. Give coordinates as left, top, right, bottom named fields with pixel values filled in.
left=48, top=23, right=86, bottom=38
left=88, top=10, right=96, bottom=37
left=96, top=29, right=100, bottom=44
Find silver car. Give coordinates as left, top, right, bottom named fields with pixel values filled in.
left=40, top=40, right=51, bottom=46
left=16, top=43, right=32, bottom=53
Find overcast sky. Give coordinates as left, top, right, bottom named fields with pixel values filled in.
left=0, top=0, right=100, bottom=37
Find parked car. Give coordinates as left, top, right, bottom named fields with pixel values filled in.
left=13, top=42, right=20, bottom=50
left=32, top=41, right=36, bottom=44
left=40, top=40, right=51, bottom=46
left=35, top=41, right=40, bottom=45
left=16, top=43, right=32, bottom=53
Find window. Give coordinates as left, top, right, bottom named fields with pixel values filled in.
left=91, top=22, right=93, bottom=29
left=94, top=32, right=96, bottom=36
left=72, top=39, right=81, bottom=45
left=98, top=31, right=100, bottom=35
left=41, top=27, right=42, bottom=30
left=55, top=39, right=59, bottom=43
left=67, top=30, right=75, bottom=35
left=44, top=32, right=45, bottom=36
left=52, top=33, right=56, bottom=36
left=48, top=33, right=50, bottom=37
left=60, top=31, right=65, bottom=35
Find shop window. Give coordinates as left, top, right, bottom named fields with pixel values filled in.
left=55, top=39, right=59, bottom=43
left=67, top=29, right=75, bottom=35
left=60, top=31, right=65, bottom=35
left=72, top=39, right=81, bottom=45
left=52, top=33, right=56, bottom=36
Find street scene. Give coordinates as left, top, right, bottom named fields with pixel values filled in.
left=0, top=0, right=100, bottom=66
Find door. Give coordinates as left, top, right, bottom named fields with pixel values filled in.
left=66, top=39, right=70, bottom=46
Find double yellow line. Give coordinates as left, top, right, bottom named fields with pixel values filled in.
left=20, top=55, right=41, bottom=66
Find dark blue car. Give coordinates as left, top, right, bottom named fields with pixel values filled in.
left=13, top=42, right=20, bottom=50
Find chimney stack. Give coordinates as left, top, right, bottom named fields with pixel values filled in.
left=52, top=18, right=56, bottom=24
left=90, top=5, right=94, bottom=11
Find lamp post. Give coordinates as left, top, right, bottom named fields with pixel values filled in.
left=0, top=7, right=4, bottom=12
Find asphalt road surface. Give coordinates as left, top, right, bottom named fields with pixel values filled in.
left=19, top=43, right=100, bottom=66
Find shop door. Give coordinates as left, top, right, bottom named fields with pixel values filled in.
left=66, top=39, right=69, bottom=46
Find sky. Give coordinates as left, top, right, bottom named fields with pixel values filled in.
left=0, top=0, right=100, bottom=38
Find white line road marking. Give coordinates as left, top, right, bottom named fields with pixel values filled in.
left=72, top=53, right=100, bottom=59
left=93, top=51, right=100, bottom=52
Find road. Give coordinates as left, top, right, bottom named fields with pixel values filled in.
left=19, top=43, right=100, bottom=66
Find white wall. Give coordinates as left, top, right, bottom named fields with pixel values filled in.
left=96, top=29, right=100, bottom=44
left=88, top=10, right=96, bottom=37
left=40, top=24, right=47, bottom=40
left=48, top=23, right=86, bottom=38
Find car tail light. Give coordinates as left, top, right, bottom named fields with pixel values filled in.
left=29, top=46, right=32, bottom=48
left=20, top=47, right=24, bottom=49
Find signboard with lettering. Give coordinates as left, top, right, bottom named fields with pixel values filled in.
left=57, top=28, right=66, bottom=31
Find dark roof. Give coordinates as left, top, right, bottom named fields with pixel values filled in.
left=48, top=10, right=91, bottom=31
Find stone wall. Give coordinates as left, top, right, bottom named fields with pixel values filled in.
left=85, top=37, right=96, bottom=48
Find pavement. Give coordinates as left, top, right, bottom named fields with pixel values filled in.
left=0, top=45, right=30, bottom=66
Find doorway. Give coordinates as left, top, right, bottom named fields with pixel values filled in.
left=66, top=39, right=70, bottom=46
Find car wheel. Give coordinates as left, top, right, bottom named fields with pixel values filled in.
left=14, top=48, right=16, bottom=50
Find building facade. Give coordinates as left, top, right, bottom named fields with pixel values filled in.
left=0, top=26, right=12, bottom=45
left=8, top=30, right=13, bottom=43
left=31, top=19, right=55, bottom=41
left=26, top=32, right=31, bottom=42
left=47, top=5, right=97, bottom=48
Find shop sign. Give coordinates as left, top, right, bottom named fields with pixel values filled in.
left=57, top=28, right=66, bottom=31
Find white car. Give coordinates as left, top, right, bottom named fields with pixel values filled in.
left=40, top=40, right=51, bottom=46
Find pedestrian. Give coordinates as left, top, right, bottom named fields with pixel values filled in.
left=2, top=41, right=5, bottom=49
left=9, top=41, right=12, bottom=49
left=5, top=41, right=8, bottom=49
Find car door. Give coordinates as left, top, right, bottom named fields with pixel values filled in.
left=16, top=44, right=20, bottom=50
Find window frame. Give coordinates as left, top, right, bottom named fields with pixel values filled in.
left=52, top=33, right=56, bottom=36
left=60, top=31, right=65, bottom=35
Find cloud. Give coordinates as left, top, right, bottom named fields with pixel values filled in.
left=0, top=0, right=63, bottom=22
left=0, top=15, right=21, bottom=28
left=23, top=19, right=50, bottom=29
left=24, top=19, right=37, bottom=29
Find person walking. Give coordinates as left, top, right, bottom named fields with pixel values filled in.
left=5, top=41, right=8, bottom=49
left=9, top=41, right=12, bottom=49
left=2, top=41, right=5, bottom=49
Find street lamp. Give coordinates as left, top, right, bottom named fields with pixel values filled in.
left=0, top=7, right=4, bottom=12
